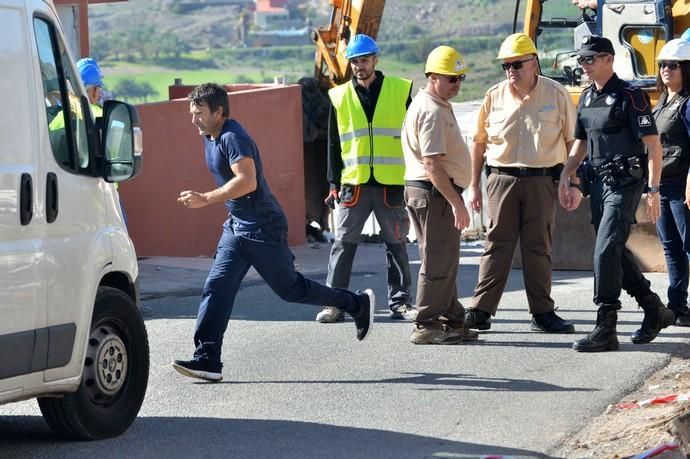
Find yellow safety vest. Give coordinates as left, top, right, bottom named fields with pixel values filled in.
left=48, top=103, right=101, bottom=131
left=329, top=77, right=410, bottom=185
left=91, top=104, right=102, bottom=118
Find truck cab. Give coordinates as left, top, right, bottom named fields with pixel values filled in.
left=520, top=0, right=690, bottom=101
left=0, top=0, right=148, bottom=440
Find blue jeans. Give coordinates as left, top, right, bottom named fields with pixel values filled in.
left=193, top=219, right=364, bottom=363
left=590, top=176, right=652, bottom=308
left=656, top=180, right=690, bottom=308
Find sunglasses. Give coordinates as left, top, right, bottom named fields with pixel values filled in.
left=441, top=74, right=466, bottom=84
left=501, top=58, right=534, bottom=71
left=576, top=54, right=608, bottom=65
left=659, top=61, right=680, bottom=71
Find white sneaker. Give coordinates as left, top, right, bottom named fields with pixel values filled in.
left=389, top=304, right=418, bottom=321
left=315, top=306, right=345, bottom=323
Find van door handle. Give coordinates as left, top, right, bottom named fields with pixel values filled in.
left=19, top=173, right=32, bottom=225
left=46, top=173, right=58, bottom=223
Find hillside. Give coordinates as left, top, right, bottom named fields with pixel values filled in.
left=88, top=0, right=521, bottom=103
left=88, top=0, right=517, bottom=51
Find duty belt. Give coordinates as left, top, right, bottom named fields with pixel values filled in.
left=405, top=180, right=464, bottom=195
left=591, top=156, right=644, bottom=177
left=487, top=166, right=559, bottom=177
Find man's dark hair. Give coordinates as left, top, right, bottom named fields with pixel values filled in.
left=188, top=83, right=229, bottom=117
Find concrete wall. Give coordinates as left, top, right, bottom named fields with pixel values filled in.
left=514, top=197, right=666, bottom=272
left=119, top=84, right=305, bottom=257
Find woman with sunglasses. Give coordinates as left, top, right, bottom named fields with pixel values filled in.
left=652, top=38, right=690, bottom=326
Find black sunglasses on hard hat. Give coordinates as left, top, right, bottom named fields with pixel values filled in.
left=659, top=61, right=680, bottom=70
left=501, top=58, right=534, bottom=71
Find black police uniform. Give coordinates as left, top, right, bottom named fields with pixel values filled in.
left=575, top=74, right=657, bottom=307
left=652, top=91, right=690, bottom=325
left=574, top=73, right=674, bottom=351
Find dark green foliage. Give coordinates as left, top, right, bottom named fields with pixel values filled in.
left=112, top=78, right=159, bottom=102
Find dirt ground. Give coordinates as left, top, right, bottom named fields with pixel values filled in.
left=554, top=348, right=690, bottom=458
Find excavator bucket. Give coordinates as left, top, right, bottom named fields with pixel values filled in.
left=311, top=0, right=386, bottom=87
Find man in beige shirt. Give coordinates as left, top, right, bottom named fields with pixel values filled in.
left=464, top=33, right=577, bottom=333
left=402, top=45, right=478, bottom=345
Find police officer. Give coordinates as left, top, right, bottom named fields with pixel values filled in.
left=653, top=38, right=690, bottom=326
left=559, top=35, right=675, bottom=352
left=315, top=34, right=416, bottom=323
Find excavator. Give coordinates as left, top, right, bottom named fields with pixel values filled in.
left=519, top=0, right=690, bottom=103
left=311, top=0, right=385, bottom=87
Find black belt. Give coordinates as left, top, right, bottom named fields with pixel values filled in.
left=488, top=166, right=558, bottom=177
left=405, top=180, right=463, bottom=195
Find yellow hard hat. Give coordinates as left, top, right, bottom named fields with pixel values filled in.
left=425, top=45, right=469, bottom=75
left=497, top=33, right=538, bottom=59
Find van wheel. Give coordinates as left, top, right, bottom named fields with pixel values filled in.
left=38, top=286, right=149, bottom=440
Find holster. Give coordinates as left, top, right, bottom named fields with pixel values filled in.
left=576, top=160, right=593, bottom=197
left=593, top=155, right=646, bottom=190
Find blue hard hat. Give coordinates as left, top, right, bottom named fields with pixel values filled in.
left=681, top=29, right=690, bottom=42
left=76, top=57, right=103, bottom=87
left=345, top=34, right=380, bottom=59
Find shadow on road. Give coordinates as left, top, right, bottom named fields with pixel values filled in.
left=138, top=260, right=599, bottom=322
left=202, top=371, right=597, bottom=393
left=0, top=415, right=556, bottom=459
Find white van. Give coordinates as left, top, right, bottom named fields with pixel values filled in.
left=0, top=0, right=148, bottom=439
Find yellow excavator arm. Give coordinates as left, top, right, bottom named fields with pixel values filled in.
left=311, top=0, right=386, bottom=88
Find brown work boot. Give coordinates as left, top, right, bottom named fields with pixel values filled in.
left=409, top=325, right=474, bottom=345
left=452, top=326, right=479, bottom=341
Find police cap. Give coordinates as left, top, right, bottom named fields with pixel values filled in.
left=576, top=35, right=615, bottom=57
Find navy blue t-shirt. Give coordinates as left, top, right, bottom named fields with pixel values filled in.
left=204, top=119, right=287, bottom=237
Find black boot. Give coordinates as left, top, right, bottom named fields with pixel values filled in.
left=668, top=304, right=690, bottom=327
left=573, top=307, right=619, bottom=352
left=631, top=293, right=676, bottom=344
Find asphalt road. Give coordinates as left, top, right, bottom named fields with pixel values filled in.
left=1, top=242, right=688, bottom=459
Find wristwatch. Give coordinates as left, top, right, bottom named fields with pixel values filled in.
left=648, top=185, right=660, bottom=194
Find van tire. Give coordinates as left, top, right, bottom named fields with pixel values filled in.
left=38, top=286, right=149, bottom=440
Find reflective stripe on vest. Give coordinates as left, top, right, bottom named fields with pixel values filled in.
left=329, top=77, right=411, bottom=185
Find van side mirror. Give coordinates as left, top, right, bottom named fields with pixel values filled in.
left=101, top=100, right=143, bottom=182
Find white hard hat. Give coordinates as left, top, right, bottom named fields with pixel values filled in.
left=657, top=38, right=690, bottom=61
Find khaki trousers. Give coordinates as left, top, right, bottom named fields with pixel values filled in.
left=405, top=186, right=465, bottom=330
left=472, top=173, right=557, bottom=315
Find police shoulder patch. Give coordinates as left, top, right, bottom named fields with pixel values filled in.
left=638, top=115, right=652, bottom=127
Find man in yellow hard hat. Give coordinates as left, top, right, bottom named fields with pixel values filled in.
left=464, top=33, right=577, bottom=334
left=401, top=45, right=478, bottom=344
